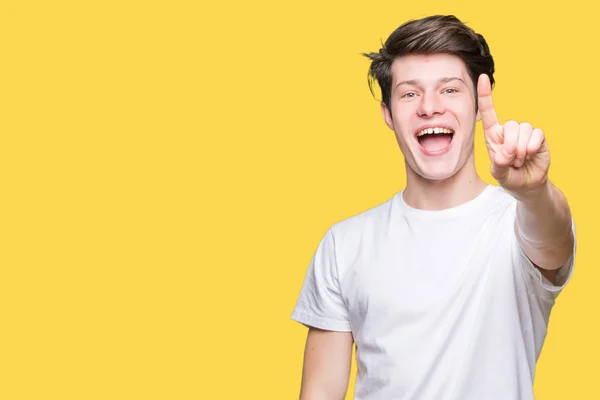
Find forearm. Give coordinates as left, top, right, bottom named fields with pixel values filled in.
left=514, top=180, right=574, bottom=270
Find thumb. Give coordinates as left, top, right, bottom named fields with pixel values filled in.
left=490, top=150, right=512, bottom=184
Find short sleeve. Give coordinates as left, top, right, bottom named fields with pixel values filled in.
left=514, top=218, right=577, bottom=300
left=291, top=229, right=351, bottom=332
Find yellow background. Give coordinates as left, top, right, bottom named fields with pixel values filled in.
left=0, top=0, right=595, bottom=398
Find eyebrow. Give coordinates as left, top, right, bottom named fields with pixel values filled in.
left=394, top=77, right=467, bottom=89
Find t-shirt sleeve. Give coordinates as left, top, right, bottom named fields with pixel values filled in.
left=513, top=215, right=577, bottom=300
left=291, top=228, right=352, bottom=332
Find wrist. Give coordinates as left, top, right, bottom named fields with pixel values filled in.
left=510, top=179, right=551, bottom=205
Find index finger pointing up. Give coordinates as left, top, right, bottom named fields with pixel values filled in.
left=477, top=74, right=502, bottom=144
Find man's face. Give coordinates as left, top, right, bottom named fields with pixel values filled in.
left=382, top=53, right=479, bottom=182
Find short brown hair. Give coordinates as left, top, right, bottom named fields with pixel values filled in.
left=363, top=15, right=495, bottom=110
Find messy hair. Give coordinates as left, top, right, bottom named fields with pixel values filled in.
left=363, top=15, right=495, bottom=110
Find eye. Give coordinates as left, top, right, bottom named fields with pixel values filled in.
left=401, top=92, right=417, bottom=98
left=443, top=88, right=459, bottom=94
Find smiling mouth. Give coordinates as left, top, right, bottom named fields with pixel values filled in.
left=416, top=127, right=454, bottom=153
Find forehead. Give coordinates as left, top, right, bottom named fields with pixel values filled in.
left=390, top=53, right=471, bottom=87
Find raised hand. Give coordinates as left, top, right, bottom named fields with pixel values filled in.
left=477, top=74, right=550, bottom=198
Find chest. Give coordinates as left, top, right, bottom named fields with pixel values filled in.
left=339, top=217, right=512, bottom=336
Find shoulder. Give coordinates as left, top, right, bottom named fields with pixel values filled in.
left=311, top=193, right=400, bottom=275
left=477, top=184, right=519, bottom=224
left=328, top=193, right=399, bottom=243
left=485, top=184, right=517, bottom=210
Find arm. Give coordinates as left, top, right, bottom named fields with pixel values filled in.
left=299, top=328, right=354, bottom=400
left=515, top=181, right=574, bottom=282
left=476, top=74, right=574, bottom=285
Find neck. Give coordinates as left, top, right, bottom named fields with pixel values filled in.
left=402, top=156, right=488, bottom=211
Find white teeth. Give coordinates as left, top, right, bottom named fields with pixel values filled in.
left=417, top=127, right=453, bottom=136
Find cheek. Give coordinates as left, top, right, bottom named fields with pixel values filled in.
left=391, top=106, right=418, bottom=136
left=447, top=104, right=476, bottom=125
left=452, top=98, right=476, bottom=117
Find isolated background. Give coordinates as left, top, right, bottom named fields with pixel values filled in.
left=1, top=0, right=595, bottom=398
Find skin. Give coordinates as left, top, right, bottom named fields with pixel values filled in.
left=381, top=53, right=488, bottom=211
left=477, top=72, right=574, bottom=275
left=299, top=52, right=574, bottom=398
left=299, top=328, right=353, bottom=400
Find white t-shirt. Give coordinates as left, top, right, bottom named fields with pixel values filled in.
left=291, top=184, right=576, bottom=400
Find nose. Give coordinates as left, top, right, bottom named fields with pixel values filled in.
left=417, top=91, right=444, bottom=118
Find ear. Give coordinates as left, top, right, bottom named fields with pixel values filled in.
left=474, top=90, right=482, bottom=122
left=381, top=102, right=394, bottom=131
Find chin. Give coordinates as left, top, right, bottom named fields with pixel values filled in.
left=413, top=161, right=461, bottom=183
left=420, top=171, right=458, bottom=183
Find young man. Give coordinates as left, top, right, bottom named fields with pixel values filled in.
left=291, top=15, right=576, bottom=400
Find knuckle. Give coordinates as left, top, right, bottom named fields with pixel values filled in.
left=520, top=122, right=533, bottom=131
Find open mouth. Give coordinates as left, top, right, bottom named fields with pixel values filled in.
left=416, top=127, right=454, bottom=154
